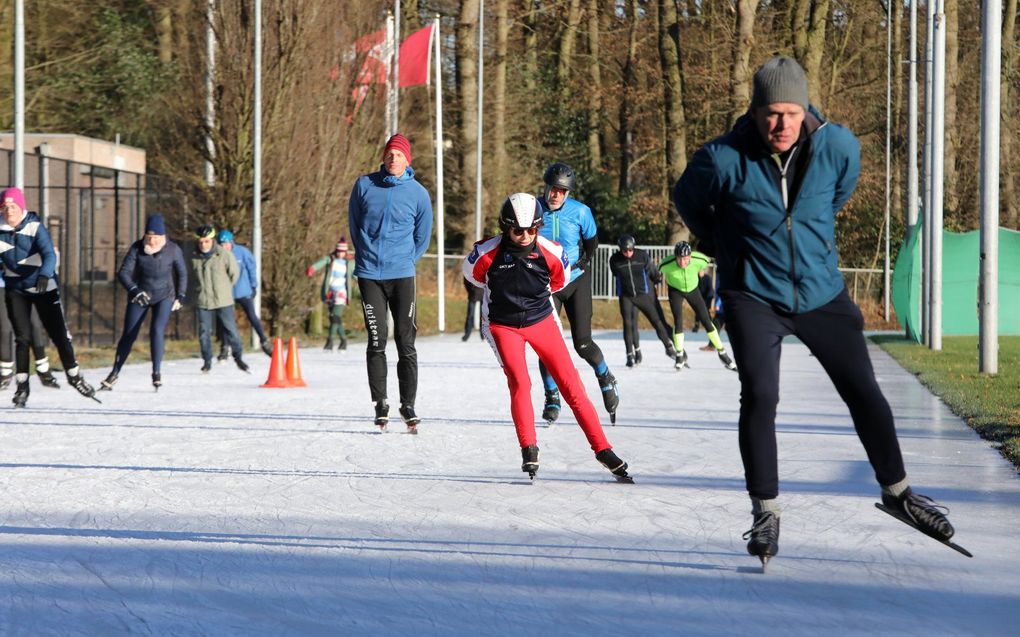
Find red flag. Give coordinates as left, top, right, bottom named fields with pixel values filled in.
left=398, top=24, right=433, bottom=88
left=348, top=28, right=390, bottom=115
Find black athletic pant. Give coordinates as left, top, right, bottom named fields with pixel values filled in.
left=539, top=270, right=606, bottom=389
left=3, top=288, right=78, bottom=376
left=1, top=289, right=50, bottom=364
left=667, top=286, right=715, bottom=334
left=359, top=277, right=418, bottom=407
left=619, top=293, right=672, bottom=357
left=722, top=289, right=907, bottom=500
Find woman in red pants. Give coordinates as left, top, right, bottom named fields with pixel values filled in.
left=462, top=192, right=631, bottom=482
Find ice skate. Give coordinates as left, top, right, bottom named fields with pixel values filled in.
left=595, top=448, right=633, bottom=483
left=521, top=445, right=539, bottom=480
left=665, top=344, right=677, bottom=359
left=876, top=487, right=971, bottom=556
left=718, top=351, right=737, bottom=371
left=67, top=373, right=101, bottom=403
left=542, top=389, right=561, bottom=425
left=374, top=399, right=389, bottom=431
left=596, top=370, right=619, bottom=424
left=399, top=404, right=420, bottom=434
left=201, top=361, right=212, bottom=373
left=99, top=372, right=118, bottom=391
left=323, top=339, right=334, bottom=352
left=217, top=349, right=230, bottom=363
left=260, top=340, right=273, bottom=356
left=674, top=350, right=690, bottom=371
left=12, top=380, right=29, bottom=407
left=235, top=358, right=251, bottom=374
left=37, top=369, right=61, bottom=388
left=152, top=373, right=162, bottom=391
left=633, top=348, right=643, bottom=365
left=0, top=373, right=11, bottom=390
left=625, top=353, right=636, bottom=368
left=743, top=512, right=780, bottom=572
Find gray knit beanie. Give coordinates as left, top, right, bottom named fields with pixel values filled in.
left=751, top=56, right=809, bottom=109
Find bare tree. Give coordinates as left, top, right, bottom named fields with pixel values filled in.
left=1004, top=0, right=1018, bottom=227
left=493, top=0, right=509, bottom=198
left=943, top=0, right=960, bottom=216
left=557, top=0, right=583, bottom=84
left=729, top=0, right=756, bottom=127
left=658, top=0, right=689, bottom=243
left=617, top=0, right=639, bottom=193
left=457, top=0, right=480, bottom=240
left=585, top=0, right=603, bottom=168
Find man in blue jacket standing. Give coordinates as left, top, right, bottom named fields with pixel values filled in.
left=215, top=229, right=273, bottom=358
left=673, top=56, right=956, bottom=568
left=349, top=133, right=433, bottom=433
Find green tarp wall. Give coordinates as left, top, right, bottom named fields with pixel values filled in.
left=892, top=224, right=1020, bottom=342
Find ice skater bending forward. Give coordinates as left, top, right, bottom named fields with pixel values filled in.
left=462, top=193, right=631, bottom=483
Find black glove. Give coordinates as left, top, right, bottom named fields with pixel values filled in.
left=574, top=258, right=588, bottom=273
left=131, top=290, right=151, bottom=306
left=33, top=275, right=50, bottom=293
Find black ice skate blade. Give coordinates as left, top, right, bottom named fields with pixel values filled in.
left=612, top=474, right=634, bottom=484
left=609, top=411, right=616, bottom=425
left=875, top=503, right=972, bottom=557
left=88, top=395, right=103, bottom=404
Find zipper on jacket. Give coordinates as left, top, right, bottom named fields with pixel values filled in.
left=775, top=151, right=799, bottom=313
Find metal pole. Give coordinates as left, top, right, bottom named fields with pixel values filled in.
left=434, top=17, right=445, bottom=333
left=205, top=0, right=216, bottom=187
left=38, top=144, right=50, bottom=224
left=907, top=0, right=919, bottom=338
left=930, top=0, right=945, bottom=351
left=385, top=14, right=395, bottom=139
left=922, top=0, right=935, bottom=346
left=884, top=3, right=892, bottom=322
left=113, top=170, right=121, bottom=345
left=14, top=0, right=25, bottom=189
left=474, top=0, right=484, bottom=241
left=979, top=0, right=1001, bottom=374
left=393, top=0, right=401, bottom=136
left=250, top=8, right=265, bottom=348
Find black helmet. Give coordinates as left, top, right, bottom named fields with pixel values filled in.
left=499, top=193, right=544, bottom=232
left=674, top=241, right=692, bottom=258
left=542, top=162, right=576, bottom=192
left=194, top=224, right=217, bottom=240
left=617, top=235, right=636, bottom=251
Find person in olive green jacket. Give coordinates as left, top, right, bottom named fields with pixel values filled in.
left=306, top=237, right=355, bottom=351
left=191, top=224, right=248, bottom=373
left=659, top=241, right=736, bottom=372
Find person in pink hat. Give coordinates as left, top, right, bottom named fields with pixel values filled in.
left=306, top=237, right=355, bottom=352
left=0, top=186, right=98, bottom=406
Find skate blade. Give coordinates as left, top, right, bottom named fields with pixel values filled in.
left=89, top=395, right=103, bottom=404
left=376, top=423, right=388, bottom=433
left=874, top=503, right=972, bottom=557
left=406, top=425, right=418, bottom=435
left=613, top=474, right=634, bottom=484
left=609, top=411, right=617, bottom=425
left=760, top=556, right=770, bottom=573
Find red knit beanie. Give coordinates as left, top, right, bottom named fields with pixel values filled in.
left=383, top=133, right=412, bottom=165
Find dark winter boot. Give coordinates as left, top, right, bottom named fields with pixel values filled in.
left=37, top=369, right=61, bottom=388
left=12, top=380, right=29, bottom=407
left=718, top=351, right=737, bottom=371
left=152, top=372, right=162, bottom=391
left=374, top=399, right=390, bottom=430
left=595, top=448, right=631, bottom=481
left=542, top=389, right=561, bottom=424
left=521, top=445, right=540, bottom=479
left=66, top=373, right=97, bottom=401
left=743, top=511, right=781, bottom=564
left=882, top=487, right=954, bottom=541
left=99, top=371, right=118, bottom=391
left=399, top=404, right=420, bottom=433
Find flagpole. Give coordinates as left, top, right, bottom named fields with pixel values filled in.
left=385, top=13, right=395, bottom=139
left=433, top=16, right=445, bottom=333
left=252, top=0, right=263, bottom=339
left=474, top=0, right=484, bottom=241
left=393, top=0, right=401, bottom=135
left=13, top=0, right=24, bottom=189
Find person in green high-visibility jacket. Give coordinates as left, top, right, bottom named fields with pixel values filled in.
left=658, top=241, right=737, bottom=372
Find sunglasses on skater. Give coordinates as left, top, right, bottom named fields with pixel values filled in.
left=510, top=227, right=538, bottom=237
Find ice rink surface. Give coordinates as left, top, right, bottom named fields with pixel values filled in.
left=1, top=330, right=1017, bottom=636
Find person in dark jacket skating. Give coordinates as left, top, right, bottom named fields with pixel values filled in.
left=462, top=193, right=631, bottom=482
left=348, top=133, right=433, bottom=432
left=673, top=55, right=956, bottom=567
left=99, top=214, right=187, bottom=391
left=0, top=187, right=97, bottom=407
left=608, top=234, right=675, bottom=368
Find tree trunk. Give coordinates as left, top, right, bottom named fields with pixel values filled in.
left=891, top=0, right=904, bottom=232
left=493, top=0, right=509, bottom=199
left=585, top=0, right=603, bottom=169
left=1004, top=0, right=1018, bottom=227
left=803, top=0, right=830, bottom=108
left=658, top=0, right=689, bottom=243
left=943, top=0, right=960, bottom=218
left=156, top=3, right=173, bottom=64
left=457, top=0, right=480, bottom=241
left=403, top=0, right=423, bottom=32
left=557, top=0, right=583, bottom=84
left=729, top=0, right=756, bottom=127
left=791, top=0, right=811, bottom=59
left=522, top=0, right=538, bottom=91
left=617, top=0, right=639, bottom=194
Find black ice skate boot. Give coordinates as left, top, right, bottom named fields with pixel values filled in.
left=399, top=404, right=420, bottom=434
left=152, top=372, right=162, bottom=391
left=542, top=389, right=561, bottom=425
left=881, top=487, right=954, bottom=541
left=261, top=340, right=273, bottom=356
left=37, top=369, right=61, bottom=388
left=633, top=348, right=643, bottom=365
left=595, top=448, right=633, bottom=483
left=674, top=350, right=689, bottom=371
left=743, top=506, right=780, bottom=571
left=0, top=372, right=11, bottom=390
left=625, top=351, right=636, bottom=368
left=67, top=372, right=99, bottom=403
left=718, top=350, right=737, bottom=371
left=99, top=371, right=119, bottom=391
left=235, top=358, right=251, bottom=374
left=665, top=344, right=677, bottom=359
left=596, top=370, right=619, bottom=424
left=323, top=338, right=334, bottom=352
left=217, top=347, right=230, bottom=363
left=201, top=360, right=212, bottom=373
left=374, top=399, right=390, bottom=431
left=12, top=380, right=30, bottom=407
left=521, top=445, right=540, bottom=480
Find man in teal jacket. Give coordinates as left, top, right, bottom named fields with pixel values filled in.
left=348, top=133, right=433, bottom=432
left=673, top=56, right=956, bottom=567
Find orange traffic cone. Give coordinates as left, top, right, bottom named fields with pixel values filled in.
left=260, top=338, right=291, bottom=388
left=285, top=337, right=307, bottom=387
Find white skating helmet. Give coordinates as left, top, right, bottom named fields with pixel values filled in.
left=499, top=193, right=544, bottom=232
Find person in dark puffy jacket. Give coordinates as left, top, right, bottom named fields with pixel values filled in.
left=0, top=186, right=97, bottom=407
left=99, top=214, right=187, bottom=391
left=608, top=234, right=675, bottom=368
left=673, top=55, right=956, bottom=566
